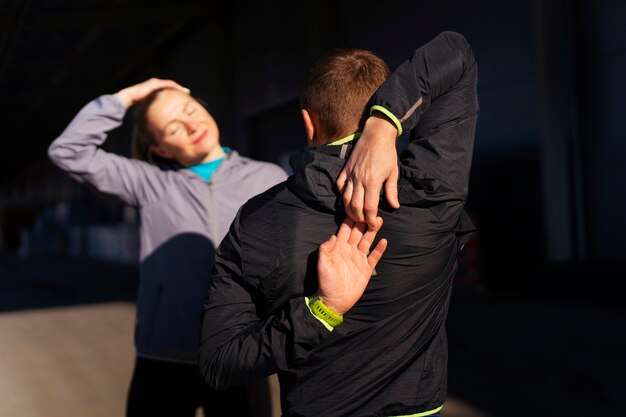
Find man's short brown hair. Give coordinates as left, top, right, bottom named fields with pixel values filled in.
left=300, top=48, right=389, bottom=143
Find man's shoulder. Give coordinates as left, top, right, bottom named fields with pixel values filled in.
left=234, top=182, right=298, bottom=258
left=240, top=180, right=291, bottom=219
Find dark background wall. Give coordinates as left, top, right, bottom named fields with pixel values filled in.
left=0, top=1, right=624, bottom=415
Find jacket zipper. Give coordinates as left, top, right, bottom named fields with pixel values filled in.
left=207, top=182, right=219, bottom=246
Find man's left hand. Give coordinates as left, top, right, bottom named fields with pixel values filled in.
left=317, top=217, right=388, bottom=316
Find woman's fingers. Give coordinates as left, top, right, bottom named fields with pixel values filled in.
left=148, top=78, right=187, bottom=93
left=116, top=78, right=189, bottom=107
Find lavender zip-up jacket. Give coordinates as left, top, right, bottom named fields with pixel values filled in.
left=49, top=94, right=287, bottom=363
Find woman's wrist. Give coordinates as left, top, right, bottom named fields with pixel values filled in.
left=114, top=89, right=133, bottom=108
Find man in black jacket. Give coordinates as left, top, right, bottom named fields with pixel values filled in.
left=199, top=31, right=478, bottom=417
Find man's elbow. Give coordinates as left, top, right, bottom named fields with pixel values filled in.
left=440, top=31, right=475, bottom=68
left=198, top=352, right=231, bottom=391
left=439, top=31, right=469, bottom=49
left=47, top=141, right=61, bottom=164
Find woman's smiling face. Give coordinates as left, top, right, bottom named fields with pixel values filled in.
left=146, top=89, right=222, bottom=166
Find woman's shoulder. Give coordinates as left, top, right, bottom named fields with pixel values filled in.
left=226, top=151, right=287, bottom=178
left=222, top=150, right=287, bottom=177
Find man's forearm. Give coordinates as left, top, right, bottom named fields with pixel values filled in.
left=199, top=294, right=332, bottom=390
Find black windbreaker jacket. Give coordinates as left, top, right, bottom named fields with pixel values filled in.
left=200, top=31, right=478, bottom=417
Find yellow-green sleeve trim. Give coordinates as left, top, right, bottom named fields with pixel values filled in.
left=370, top=105, right=403, bottom=136
left=388, top=405, right=443, bottom=417
left=327, top=132, right=361, bottom=146
left=304, top=297, right=334, bottom=331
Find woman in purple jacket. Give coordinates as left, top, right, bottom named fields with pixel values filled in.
left=48, top=78, right=287, bottom=417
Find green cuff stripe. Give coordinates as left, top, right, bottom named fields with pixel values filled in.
left=304, top=297, right=334, bottom=331
left=388, top=405, right=443, bottom=417
left=371, top=105, right=403, bottom=136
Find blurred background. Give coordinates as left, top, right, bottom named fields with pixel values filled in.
left=0, top=0, right=625, bottom=416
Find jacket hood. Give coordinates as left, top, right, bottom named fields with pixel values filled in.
left=287, top=141, right=475, bottom=248
left=287, top=144, right=349, bottom=213
left=286, top=141, right=444, bottom=213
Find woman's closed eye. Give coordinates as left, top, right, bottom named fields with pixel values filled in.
left=168, top=122, right=182, bottom=136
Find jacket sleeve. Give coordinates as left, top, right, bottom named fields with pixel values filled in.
left=373, top=31, right=479, bottom=207
left=48, top=95, right=168, bottom=207
left=199, top=209, right=332, bottom=390
left=371, top=31, right=477, bottom=135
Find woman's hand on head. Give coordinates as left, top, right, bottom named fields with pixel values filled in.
left=114, top=78, right=189, bottom=108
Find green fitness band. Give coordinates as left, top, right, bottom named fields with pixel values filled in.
left=308, top=295, right=343, bottom=327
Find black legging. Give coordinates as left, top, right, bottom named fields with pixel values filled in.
left=126, top=356, right=253, bottom=417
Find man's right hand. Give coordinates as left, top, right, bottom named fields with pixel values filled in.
left=316, top=217, right=388, bottom=316
left=114, top=78, right=188, bottom=108
left=336, top=114, right=400, bottom=230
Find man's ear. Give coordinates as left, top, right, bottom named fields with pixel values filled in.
left=301, top=109, right=317, bottom=143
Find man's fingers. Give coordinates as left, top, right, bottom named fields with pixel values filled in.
left=367, top=238, right=388, bottom=270
left=320, top=234, right=337, bottom=253
left=357, top=217, right=383, bottom=255
left=363, top=182, right=383, bottom=229
left=357, top=217, right=383, bottom=253
left=384, top=165, right=401, bottom=209
left=336, top=217, right=355, bottom=242
left=336, top=169, right=348, bottom=192
left=347, top=221, right=367, bottom=246
left=342, top=180, right=354, bottom=217
left=348, top=183, right=365, bottom=223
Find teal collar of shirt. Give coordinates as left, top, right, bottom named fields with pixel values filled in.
left=188, top=146, right=230, bottom=182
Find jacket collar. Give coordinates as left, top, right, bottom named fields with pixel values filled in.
left=288, top=140, right=442, bottom=212
left=170, top=149, right=245, bottom=184
left=208, top=149, right=243, bottom=183
left=287, top=143, right=353, bottom=213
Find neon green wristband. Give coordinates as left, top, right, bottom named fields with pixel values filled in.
left=308, top=295, right=343, bottom=327
left=370, top=105, right=403, bottom=136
